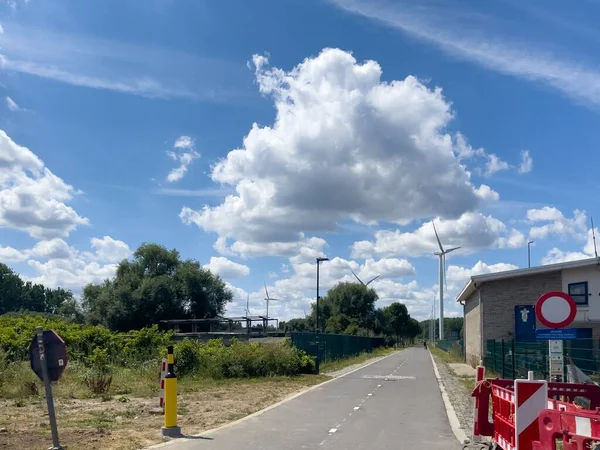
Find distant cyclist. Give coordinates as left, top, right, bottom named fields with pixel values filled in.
left=423, top=341, right=427, bottom=350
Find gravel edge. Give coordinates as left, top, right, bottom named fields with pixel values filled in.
left=430, top=352, right=475, bottom=436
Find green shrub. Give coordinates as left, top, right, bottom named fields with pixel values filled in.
left=174, top=339, right=202, bottom=376
left=0, top=313, right=172, bottom=366
left=0, top=314, right=315, bottom=383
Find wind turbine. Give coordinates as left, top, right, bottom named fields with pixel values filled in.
left=244, top=294, right=251, bottom=318
left=432, top=220, right=460, bottom=340
left=351, top=270, right=380, bottom=286
left=263, top=282, right=280, bottom=331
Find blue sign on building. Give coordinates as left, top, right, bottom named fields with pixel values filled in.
left=535, top=328, right=577, bottom=340
left=514, top=305, right=536, bottom=341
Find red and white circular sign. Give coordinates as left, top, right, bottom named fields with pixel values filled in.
left=535, top=291, right=577, bottom=329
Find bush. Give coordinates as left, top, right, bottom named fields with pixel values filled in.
left=0, top=313, right=172, bottom=366
left=173, top=338, right=315, bottom=378
left=82, top=348, right=113, bottom=394
left=0, top=314, right=315, bottom=385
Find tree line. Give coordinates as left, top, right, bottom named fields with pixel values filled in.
left=280, top=282, right=421, bottom=344
left=0, top=243, right=233, bottom=332
left=1, top=242, right=427, bottom=342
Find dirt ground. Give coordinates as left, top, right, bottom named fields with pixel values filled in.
left=0, top=376, right=326, bottom=450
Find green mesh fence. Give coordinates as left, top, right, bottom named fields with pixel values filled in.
left=485, top=339, right=600, bottom=380
left=291, top=332, right=385, bottom=362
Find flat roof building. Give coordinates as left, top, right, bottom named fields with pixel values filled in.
left=456, top=257, right=600, bottom=367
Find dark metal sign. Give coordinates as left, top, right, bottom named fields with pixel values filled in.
left=29, top=329, right=68, bottom=382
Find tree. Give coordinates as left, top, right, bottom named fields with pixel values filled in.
left=406, top=317, right=421, bottom=344
left=82, top=243, right=233, bottom=331
left=0, top=263, right=74, bottom=316
left=383, top=302, right=410, bottom=344
left=280, top=318, right=309, bottom=332
left=323, top=282, right=377, bottom=331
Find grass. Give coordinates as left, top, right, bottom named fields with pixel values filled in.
left=320, top=346, right=398, bottom=373
left=0, top=370, right=329, bottom=450
left=0, top=344, right=397, bottom=449
left=429, top=345, right=464, bottom=365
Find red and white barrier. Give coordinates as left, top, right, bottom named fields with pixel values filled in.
left=159, top=358, right=167, bottom=409
left=471, top=371, right=600, bottom=450
left=472, top=365, right=486, bottom=441
left=514, top=380, right=548, bottom=450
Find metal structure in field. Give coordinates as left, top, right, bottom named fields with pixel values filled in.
left=160, top=315, right=280, bottom=337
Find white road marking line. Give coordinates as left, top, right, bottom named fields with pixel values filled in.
left=329, top=428, right=337, bottom=434
left=354, top=406, right=360, bottom=410
left=320, top=440, right=328, bottom=446
left=368, top=393, right=373, bottom=396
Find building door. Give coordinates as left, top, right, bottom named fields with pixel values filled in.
left=514, top=305, right=536, bottom=342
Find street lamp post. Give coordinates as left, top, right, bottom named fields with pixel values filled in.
left=315, top=256, right=329, bottom=374
left=528, top=241, right=534, bottom=268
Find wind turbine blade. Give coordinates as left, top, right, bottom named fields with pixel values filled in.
left=432, top=220, right=445, bottom=253
left=365, top=275, right=380, bottom=286
left=351, top=270, right=365, bottom=285
left=264, top=281, right=270, bottom=299
left=445, top=246, right=461, bottom=254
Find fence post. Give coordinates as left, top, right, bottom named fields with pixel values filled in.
left=512, top=340, right=516, bottom=379
left=501, top=339, right=505, bottom=379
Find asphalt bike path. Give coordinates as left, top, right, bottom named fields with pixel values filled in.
left=166, top=347, right=461, bottom=450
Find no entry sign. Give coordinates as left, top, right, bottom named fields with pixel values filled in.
left=535, top=291, right=577, bottom=329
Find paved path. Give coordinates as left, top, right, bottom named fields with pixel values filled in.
left=167, top=347, right=460, bottom=450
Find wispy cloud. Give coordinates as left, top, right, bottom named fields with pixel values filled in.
left=2, top=57, right=203, bottom=100
left=5, top=95, right=20, bottom=111
left=155, top=187, right=233, bottom=197
left=329, top=0, right=600, bottom=107
left=0, top=24, right=251, bottom=101
left=518, top=150, right=533, bottom=174
left=166, top=135, right=200, bottom=182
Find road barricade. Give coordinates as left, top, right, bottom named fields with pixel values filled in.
left=470, top=366, right=600, bottom=450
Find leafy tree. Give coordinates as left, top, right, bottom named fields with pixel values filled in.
left=406, top=317, right=421, bottom=343
left=280, top=318, right=309, bottom=332
left=82, top=243, right=233, bottom=331
left=324, top=282, right=377, bottom=331
left=383, top=302, right=410, bottom=344
left=0, top=263, right=74, bottom=316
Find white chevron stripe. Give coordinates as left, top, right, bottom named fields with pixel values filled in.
left=515, top=381, right=548, bottom=436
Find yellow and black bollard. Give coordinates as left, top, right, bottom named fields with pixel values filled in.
left=161, top=345, right=181, bottom=438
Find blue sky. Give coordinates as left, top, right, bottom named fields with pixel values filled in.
left=1, top=0, right=599, bottom=321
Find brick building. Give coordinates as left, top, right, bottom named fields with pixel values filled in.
left=456, top=258, right=600, bottom=366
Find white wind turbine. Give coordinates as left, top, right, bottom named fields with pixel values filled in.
left=263, top=282, right=280, bottom=331
left=432, top=220, right=460, bottom=340
left=350, top=270, right=380, bottom=286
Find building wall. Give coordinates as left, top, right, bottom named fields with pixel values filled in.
left=562, top=265, right=600, bottom=322
left=464, top=290, right=481, bottom=366
left=480, top=271, right=562, bottom=353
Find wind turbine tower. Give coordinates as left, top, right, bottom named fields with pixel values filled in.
left=432, top=221, right=461, bottom=340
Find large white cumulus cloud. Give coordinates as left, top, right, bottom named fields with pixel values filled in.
left=180, top=48, right=497, bottom=257
left=0, top=130, right=88, bottom=238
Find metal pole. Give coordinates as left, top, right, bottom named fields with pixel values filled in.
left=439, top=257, right=445, bottom=340
left=528, top=241, right=534, bottom=268
left=315, top=260, right=321, bottom=374
left=36, top=327, right=63, bottom=450
left=316, top=261, right=320, bottom=333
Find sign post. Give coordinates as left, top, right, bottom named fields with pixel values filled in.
left=30, top=327, right=67, bottom=450
left=535, top=291, right=577, bottom=382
